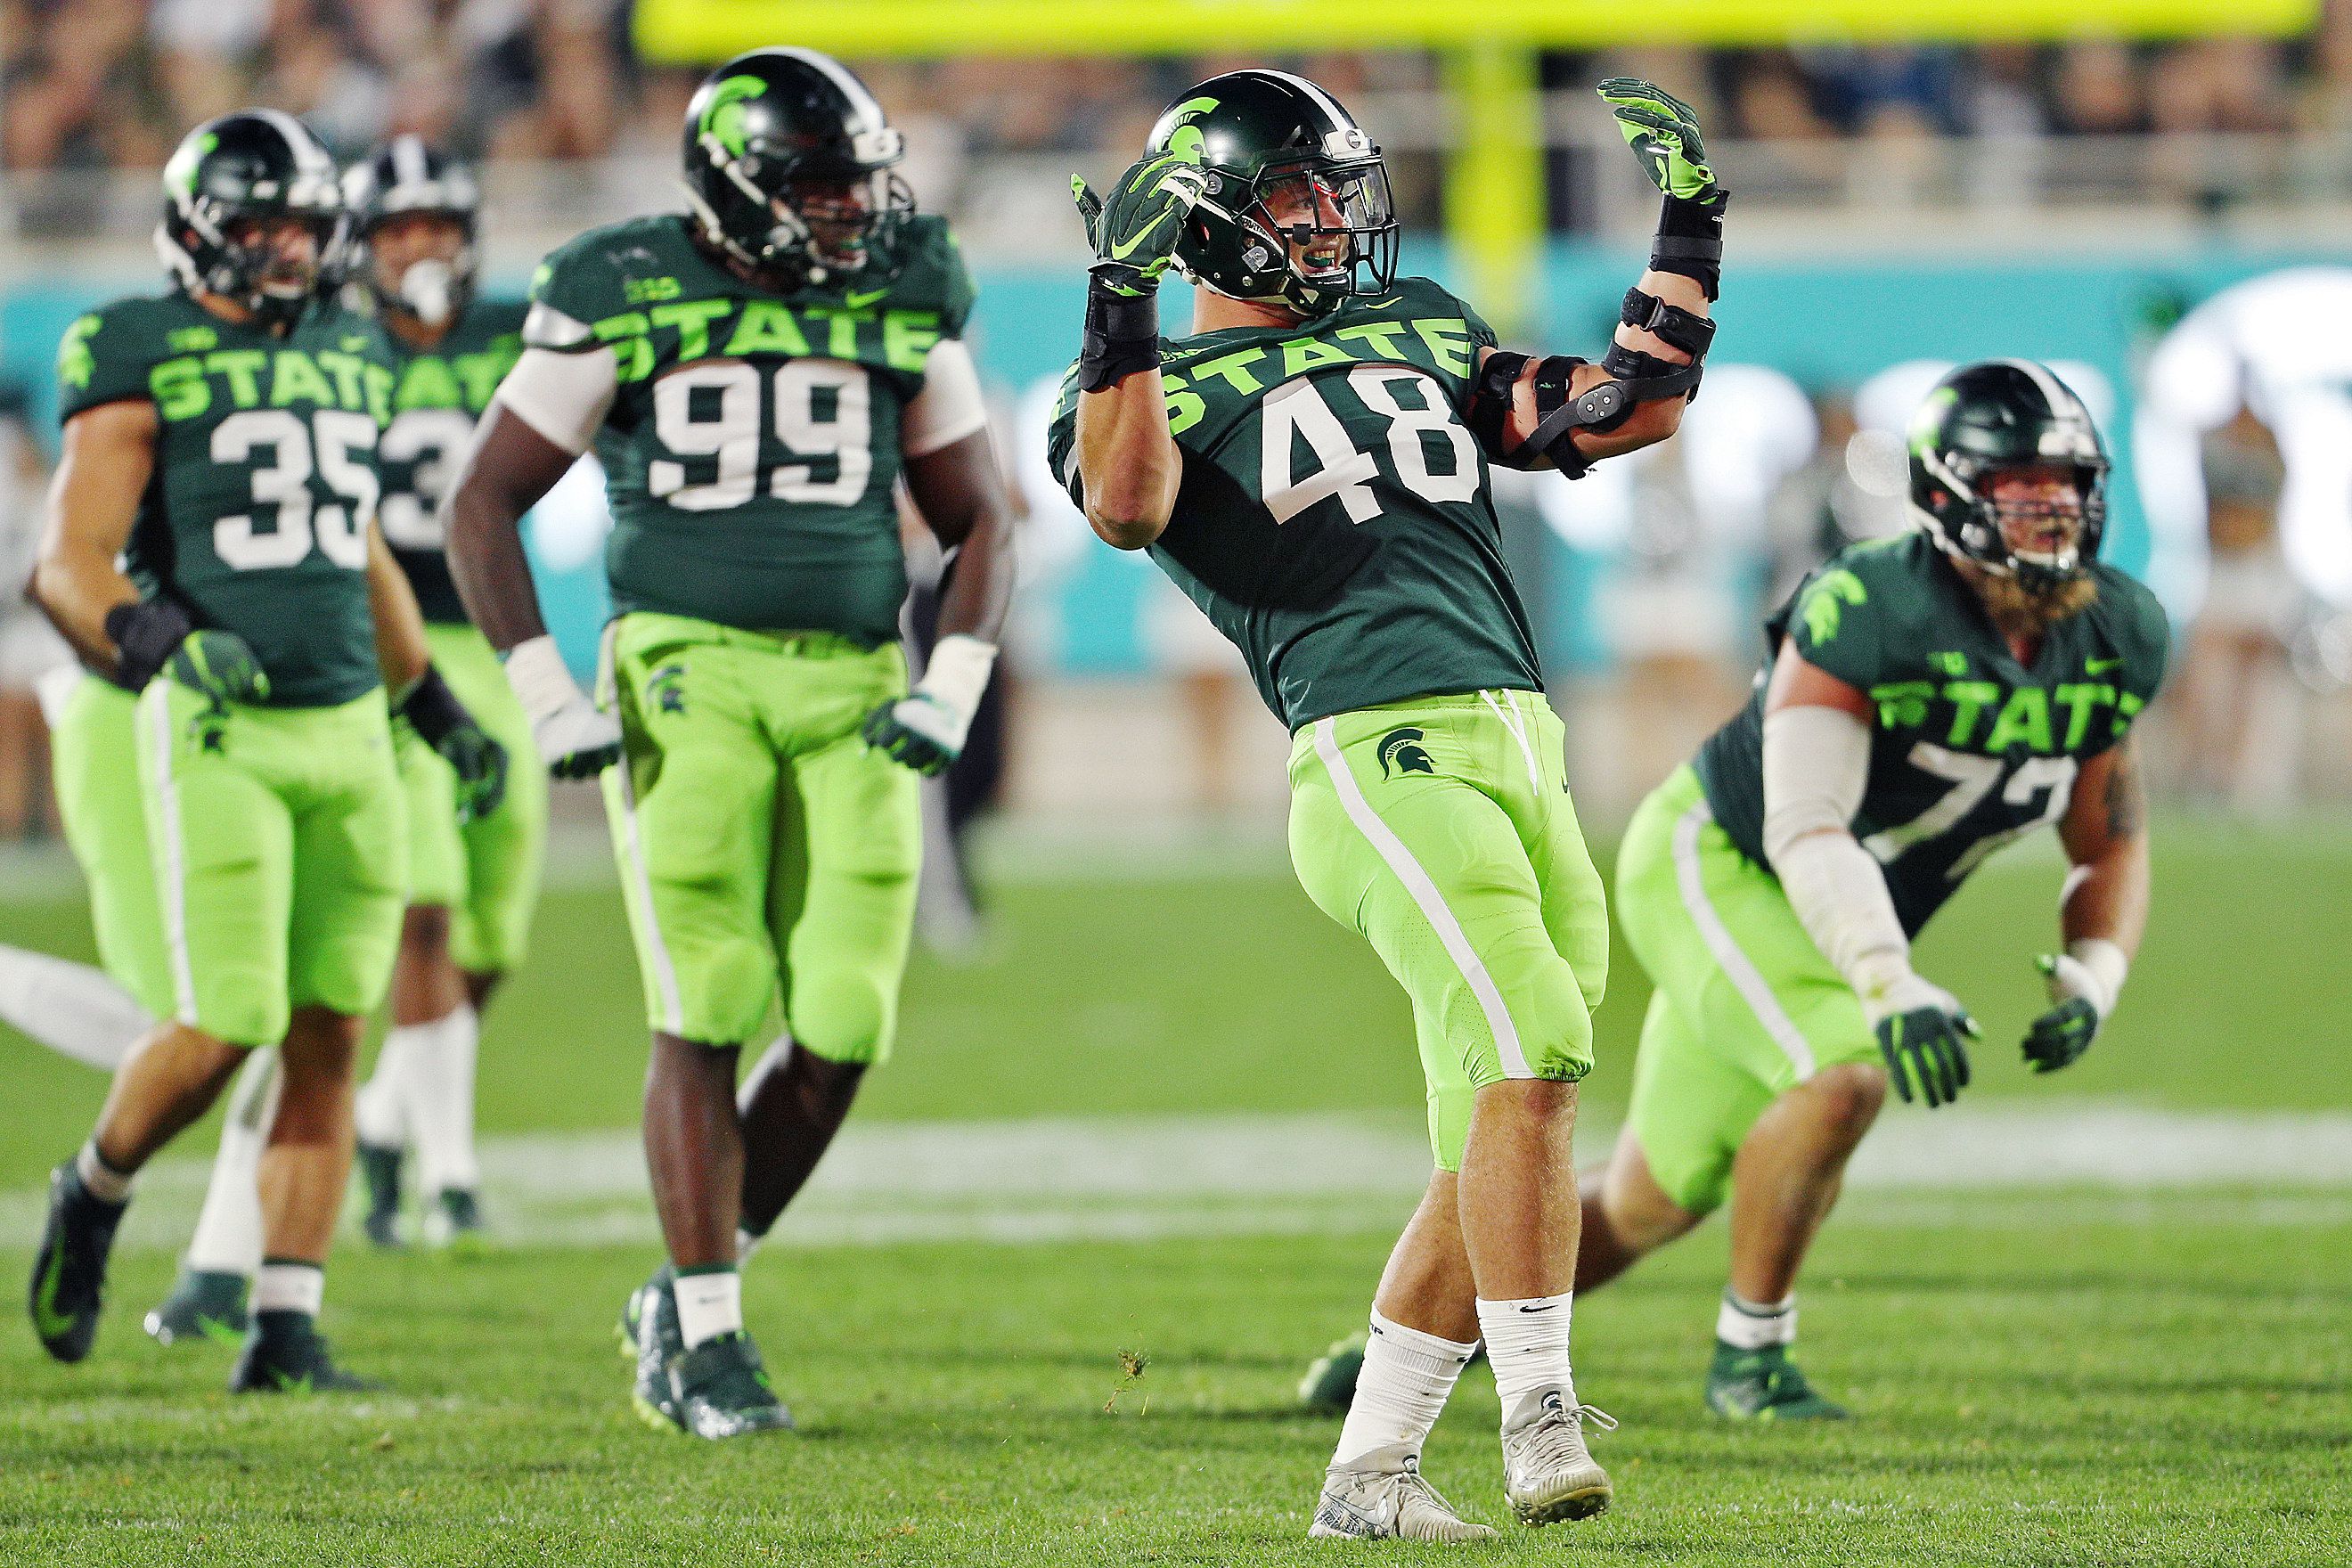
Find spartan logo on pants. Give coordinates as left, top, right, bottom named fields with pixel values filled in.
left=1377, top=727, right=1433, bottom=779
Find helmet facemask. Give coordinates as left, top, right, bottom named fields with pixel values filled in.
left=1920, top=449, right=2110, bottom=596
left=688, top=128, right=913, bottom=288
left=1196, top=156, right=1398, bottom=316
left=161, top=186, right=340, bottom=329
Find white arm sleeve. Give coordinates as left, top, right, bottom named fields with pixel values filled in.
left=901, top=338, right=988, bottom=459
left=493, top=345, right=618, bottom=458
left=1761, top=704, right=1916, bottom=1009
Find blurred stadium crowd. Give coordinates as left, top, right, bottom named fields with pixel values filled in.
left=9, top=4, right=2352, bottom=219
left=4, top=3, right=2351, bottom=844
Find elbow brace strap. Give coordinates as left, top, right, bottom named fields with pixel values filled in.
left=1621, top=287, right=1715, bottom=403
left=1470, top=351, right=1609, bottom=479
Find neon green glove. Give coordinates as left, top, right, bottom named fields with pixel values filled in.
left=1597, top=78, right=1719, bottom=201
left=1072, top=151, right=1210, bottom=297
left=166, top=630, right=270, bottom=706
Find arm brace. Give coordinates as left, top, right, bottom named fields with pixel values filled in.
left=1761, top=704, right=1915, bottom=997
left=1466, top=287, right=1711, bottom=478
left=1076, top=273, right=1161, bottom=393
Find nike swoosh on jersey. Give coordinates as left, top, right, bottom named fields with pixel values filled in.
left=843, top=288, right=889, bottom=309
left=2085, top=657, right=2125, bottom=674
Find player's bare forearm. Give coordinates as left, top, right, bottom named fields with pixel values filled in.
left=903, top=430, right=1016, bottom=645
left=364, top=522, right=431, bottom=694
left=2057, top=739, right=2152, bottom=959
left=31, top=401, right=153, bottom=670
left=1074, top=374, right=1179, bottom=550
left=445, top=404, right=574, bottom=652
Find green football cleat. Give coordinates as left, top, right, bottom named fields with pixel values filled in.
left=28, top=1161, right=127, bottom=1364
left=1299, top=1332, right=1368, bottom=1414
left=622, top=1268, right=686, bottom=1432
left=357, top=1141, right=404, bottom=1249
left=668, top=1332, right=794, bottom=1440
left=144, top=1268, right=249, bottom=1347
left=1704, top=1341, right=1850, bottom=1421
left=229, top=1310, right=383, bottom=1394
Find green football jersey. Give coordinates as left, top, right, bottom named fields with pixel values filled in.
left=524, top=213, right=976, bottom=642
left=56, top=291, right=396, bottom=707
left=374, top=296, right=526, bottom=625
left=1045, top=276, right=1541, bottom=731
left=1695, top=531, right=2170, bottom=935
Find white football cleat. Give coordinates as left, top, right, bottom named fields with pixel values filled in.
left=1308, top=1441, right=1498, bottom=1541
left=1499, top=1387, right=1617, bottom=1525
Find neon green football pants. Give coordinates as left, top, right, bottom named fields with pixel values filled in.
left=1613, top=765, right=1880, bottom=1216
left=599, top=611, right=919, bottom=1058
left=395, top=622, right=548, bottom=975
left=51, top=674, right=171, bottom=1020
left=1287, top=689, right=1609, bottom=1172
left=135, top=680, right=407, bottom=1048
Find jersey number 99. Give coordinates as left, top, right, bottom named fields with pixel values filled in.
left=649, top=360, right=873, bottom=512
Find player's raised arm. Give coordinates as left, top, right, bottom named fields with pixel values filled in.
left=862, top=342, right=1017, bottom=776
left=1470, top=81, right=1724, bottom=478
left=31, top=401, right=156, bottom=674
left=1760, top=641, right=1979, bottom=1109
left=2024, top=735, right=2152, bottom=1073
left=1067, top=155, right=1209, bottom=548
left=443, top=344, right=619, bottom=779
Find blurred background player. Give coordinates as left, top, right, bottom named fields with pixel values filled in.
left=1582, top=361, right=2166, bottom=1417
left=335, top=136, right=543, bottom=1252
left=24, top=110, right=506, bottom=1392
left=0, top=367, right=64, bottom=842
left=1053, top=71, right=1720, bottom=1539
left=441, top=49, right=1014, bottom=1439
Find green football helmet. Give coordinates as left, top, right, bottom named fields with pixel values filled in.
left=156, top=110, right=342, bottom=329
left=1909, top=359, right=2110, bottom=591
left=1147, top=69, right=1399, bottom=318
left=681, top=47, right=913, bottom=290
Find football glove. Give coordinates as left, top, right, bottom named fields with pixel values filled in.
left=2021, top=949, right=2119, bottom=1073
left=1863, top=973, right=1978, bottom=1109
left=1073, top=152, right=1210, bottom=297
left=501, top=634, right=621, bottom=781
left=166, top=630, right=270, bottom=707
left=862, top=633, right=998, bottom=778
left=400, top=666, right=510, bottom=824
left=1597, top=78, right=1719, bottom=201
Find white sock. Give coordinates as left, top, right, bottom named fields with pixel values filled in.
left=75, top=1141, right=135, bottom=1203
left=1332, top=1309, right=1478, bottom=1467
left=0, top=945, right=153, bottom=1071
left=1478, top=1294, right=1578, bottom=1418
left=355, top=1025, right=420, bottom=1150
left=409, top=1005, right=481, bottom=1196
left=1717, top=1288, right=1797, bottom=1350
left=674, top=1266, right=743, bottom=1351
left=252, top=1260, right=324, bottom=1317
left=736, top=1227, right=764, bottom=1263
left=184, top=1048, right=278, bottom=1276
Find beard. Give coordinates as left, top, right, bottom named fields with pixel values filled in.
left=1979, top=569, right=2098, bottom=632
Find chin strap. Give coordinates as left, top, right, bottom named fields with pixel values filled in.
left=1467, top=286, right=1714, bottom=480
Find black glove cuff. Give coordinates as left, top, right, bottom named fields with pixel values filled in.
left=1077, top=272, right=1162, bottom=394
left=1650, top=191, right=1727, bottom=301
left=398, top=666, right=470, bottom=749
left=104, top=599, right=193, bottom=692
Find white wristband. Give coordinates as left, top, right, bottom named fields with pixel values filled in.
left=2061, top=937, right=2129, bottom=1017
left=914, top=634, right=999, bottom=733
left=501, top=634, right=592, bottom=726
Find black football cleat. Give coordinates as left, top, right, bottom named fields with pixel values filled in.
left=29, top=1161, right=127, bottom=1364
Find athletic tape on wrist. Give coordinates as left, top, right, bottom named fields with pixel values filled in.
left=500, top=634, right=591, bottom=727
left=914, top=633, right=999, bottom=739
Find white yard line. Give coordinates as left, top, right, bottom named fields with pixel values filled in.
left=7, top=1104, right=2348, bottom=1254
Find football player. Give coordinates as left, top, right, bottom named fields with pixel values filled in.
left=441, top=50, right=1014, bottom=1438
left=137, top=136, right=543, bottom=1348
left=1581, top=360, right=2165, bottom=1417
left=1049, top=74, right=1723, bottom=1538
left=24, top=110, right=504, bottom=1392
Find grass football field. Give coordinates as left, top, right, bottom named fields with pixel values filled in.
left=1, top=819, right=2347, bottom=1564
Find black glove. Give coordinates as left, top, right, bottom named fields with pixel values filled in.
left=402, top=666, right=510, bottom=823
